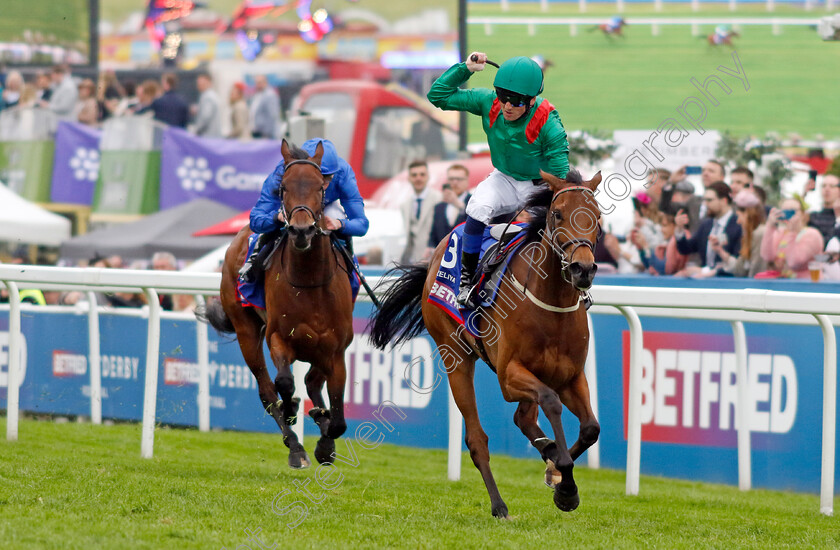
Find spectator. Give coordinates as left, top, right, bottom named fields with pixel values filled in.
left=250, top=75, right=280, bottom=139
left=114, top=80, right=139, bottom=116
left=593, top=220, right=620, bottom=274
left=136, top=73, right=189, bottom=128
left=192, top=72, right=221, bottom=138
left=43, top=64, right=78, bottom=120
left=714, top=190, right=767, bottom=277
left=151, top=251, right=177, bottom=311
left=669, top=179, right=702, bottom=233
left=645, top=167, right=671, bottom=212
left=133, top=80, right=161, bottom=116
left=74, top=79, right=98, bottom=126
left=17, top=83, right=36, bottom=109
left=96, top=70, right=124, bottom=121
left=400, top=160, right=441, bottom=264
left=675, top=181, right=742, bottom=271
left=228, top=82, right=251, bottom=140
left=761, top=197, right=824, bottom=279
left=729, top=166, right=753, bottom=196
left=1, top=70, right=23, bottom=109
left=808, top=174, right=840, bottom=243
left=427, top=164, right=471, bottom=253
left=35, top=71, right=52, bottom=103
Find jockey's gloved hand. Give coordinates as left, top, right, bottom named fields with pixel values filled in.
left=466, top=52, right=487, bottom=72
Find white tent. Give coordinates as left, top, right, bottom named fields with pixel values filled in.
left=0, top=182, right=71, bottom=246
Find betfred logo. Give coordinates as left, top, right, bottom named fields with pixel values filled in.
left=53, top=351, right=87, bottom=377
left=164, top=358, right=199, bottom=386
left=623, top=332, right=797, bottom=447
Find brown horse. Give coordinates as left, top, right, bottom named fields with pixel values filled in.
left=589, top=18, right=627, bottom=38
left=369, top=170, right=602, bottom=518
left=199, top=140, right=352, bottom=468
left=706, top=30, right=739, bottom=48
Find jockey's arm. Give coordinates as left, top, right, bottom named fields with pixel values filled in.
left=334, top=161, right=370, bottom=238
left=427, top=63, right=493, bottom=116
left=250, top=164, right=284, bottom=234
left=541, top=111, right=571, bottom=179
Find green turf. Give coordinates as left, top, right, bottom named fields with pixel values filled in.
left=0, top=0, right=89, bottom=51
left=1, top=417, right=838, bottom=549
left=467, top=22, right=840, bottom=141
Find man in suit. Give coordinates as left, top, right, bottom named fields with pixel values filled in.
left=400, top=160, right=441, bottom=264
left=427, top=164, right=472, bottom=254
left=136, top=73, right=189, bottom=128
left=192, top=72, right=221, bottom=138
left=674, top=180, right=741, bottom=270
left=42, top=64, right=77, bottom=120
left=250, top=75, right=280, bottom=139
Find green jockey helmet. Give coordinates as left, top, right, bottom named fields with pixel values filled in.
left=493, top=56, right=544, bottom=98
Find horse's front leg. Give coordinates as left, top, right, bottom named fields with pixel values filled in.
left=559, top=372, right=600, bottom=462
left=513, top=401, right=561, bottom=473
left=304, top=367, right=335, bottom=465
left=267, top=331, right=310, bottom=469
left=503, top=361, right=579, bottom=512
left=324, top=352, right=347, bottom=440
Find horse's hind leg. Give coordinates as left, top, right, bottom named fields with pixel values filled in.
left=304, top=368, right=335, bottom=465
left=559, top=372, right=600, bottom=462
left=267, top=333, right=310, bottom=469
left=449, top=361, right=509, bottom=519
left=503, top=361, right=579, bottom=512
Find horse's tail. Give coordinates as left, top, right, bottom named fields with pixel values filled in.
left=195, top=299, right=235, bottom=335
left=368, top=263, right=429, bottom=350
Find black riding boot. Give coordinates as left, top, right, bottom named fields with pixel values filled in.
left=456, top=251, right=480, bottom=308
left=239, top=233, right=268, bottom=282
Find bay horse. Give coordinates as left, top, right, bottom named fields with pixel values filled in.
left=706, top=30, right=739, bottom=48
left=589, top=18, right=627, bottom=38
left=199, top=140, right=352, bottom=468
left=369, top=170, right=602, bottom=518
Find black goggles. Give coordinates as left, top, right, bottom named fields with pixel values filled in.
left=495, top=87, right=531, bottom=107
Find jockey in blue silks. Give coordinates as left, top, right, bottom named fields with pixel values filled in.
left=238, top=138, right=369, bottom=282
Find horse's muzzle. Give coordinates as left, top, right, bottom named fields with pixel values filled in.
left=568, top=261, right=597, bottom=290
left=288, top=224, right=317, bottom=251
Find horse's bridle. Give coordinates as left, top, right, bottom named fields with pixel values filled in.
left=278, top=159, right=328, bottom=235
left=546, top=185, right=601, bottom=284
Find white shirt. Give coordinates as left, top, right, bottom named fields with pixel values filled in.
left=445, top=192, right=469, bottom=226
left=706, top=208, right=733, bottom=267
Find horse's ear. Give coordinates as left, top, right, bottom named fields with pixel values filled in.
left=586, top=171, right=602, bottom=191
left=540, top=169, right=567, bottom=193
left=281, top=139, right=293, bottom=164
left=310, top=140, right=325, bottom=166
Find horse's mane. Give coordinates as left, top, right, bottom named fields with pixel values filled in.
left=523, top=169, right=583, bottom=243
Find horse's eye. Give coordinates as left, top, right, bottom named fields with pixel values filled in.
left=552, top=210, right=563, bottom=221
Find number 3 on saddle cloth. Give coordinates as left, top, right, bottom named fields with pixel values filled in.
left=428, top=222, right=529, bottom=337
left=237, top=232, right=361, bottom=309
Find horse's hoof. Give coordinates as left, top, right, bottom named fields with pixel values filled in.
left=314, top=437, right=336, bottom=465
left=289, top=450, right=311, bottom=470
left=544, top=459, right=562, bottom=489
left=553, top=485, right=580, bottom=512
left=491, top=503, right=509, bottom=519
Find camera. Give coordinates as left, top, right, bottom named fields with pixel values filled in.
left=442, top=183, right=451, bottom=191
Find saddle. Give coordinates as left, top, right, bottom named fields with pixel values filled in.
left=479, top=223, right=524, bottom=275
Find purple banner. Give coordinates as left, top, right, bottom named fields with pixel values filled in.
left=160, top=127, right=282, bottom=210
left=50, top=121, right=102, bottom=204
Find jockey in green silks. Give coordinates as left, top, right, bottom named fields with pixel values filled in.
left=427, top=52, right=570, bottom=307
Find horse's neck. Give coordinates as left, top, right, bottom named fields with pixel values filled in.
left=520, top=239, right=580, bottom=306
left=282, top=235, right=334, bottom=281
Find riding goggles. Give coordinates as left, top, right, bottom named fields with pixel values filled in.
left=495, top=87, right=531, bottom=108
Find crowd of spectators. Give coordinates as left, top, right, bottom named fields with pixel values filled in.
left=613, top=161, right=840, bottom=281
left=0, top=64, right=281, bottom=140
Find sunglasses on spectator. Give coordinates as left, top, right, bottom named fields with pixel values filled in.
left=495, top=88, right=531, bottom=107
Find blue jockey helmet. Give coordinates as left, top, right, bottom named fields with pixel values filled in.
left=302, top=138, right=340, bottom=176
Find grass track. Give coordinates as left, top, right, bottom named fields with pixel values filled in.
left=1, top=418, right=839, bottom=549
